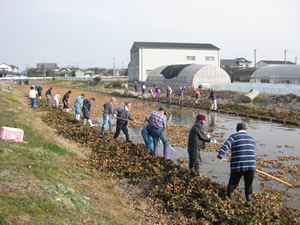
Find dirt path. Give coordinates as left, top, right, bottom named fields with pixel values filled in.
left=13, top=86, right=90, bottom=160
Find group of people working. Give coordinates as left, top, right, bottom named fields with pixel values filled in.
left=187, top=113, right=255, bottom=202
left=29, top=84, right=255, bottom=202
left=122, top=82, right=218, bottom=110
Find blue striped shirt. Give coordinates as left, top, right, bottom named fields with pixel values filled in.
left=218, top=131, right=256, bottom=173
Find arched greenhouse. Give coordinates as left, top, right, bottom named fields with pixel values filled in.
left=146, top=64, right=231, bottom=87
left=250, top=65, right=300, bottom=84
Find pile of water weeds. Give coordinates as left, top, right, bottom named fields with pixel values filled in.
left=38, top=102, right=300, bottom=224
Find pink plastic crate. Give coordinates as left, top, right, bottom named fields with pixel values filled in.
left=0, top=126, right=24, bottom=143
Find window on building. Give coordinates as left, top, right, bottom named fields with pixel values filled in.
left=146, top=70, right=152, bottom=75
left=261, top=79, right=270, bottom=83
left=205, top=56, right=215, bottom=61
left=186, top=56, right=196, bottom=61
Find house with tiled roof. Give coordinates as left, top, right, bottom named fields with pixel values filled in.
left=256, top=60, right=296, bottom=68
left=221, top=58, right=252, bottom=69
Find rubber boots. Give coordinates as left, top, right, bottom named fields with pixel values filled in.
left=109, top=126, right=114, bottom=134
left=101, top=127, right=104, bottom=135
left=83, top=119, right=87, bottom=126
left=153, top=148, right=158, bottom=157
left=246, top=194, right=252, bottom=202
left=163, top=144, right=169, bottom=159
left=88, top=119, right=95, bottom=127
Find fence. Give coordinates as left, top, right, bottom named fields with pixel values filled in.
left=0, top=76, right=128, bottom=82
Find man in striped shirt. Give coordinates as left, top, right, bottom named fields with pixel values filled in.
left=217, top=122, right=256, bottom=202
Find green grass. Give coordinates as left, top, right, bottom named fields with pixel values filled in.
left=43, top=143, right=68, bottom=155
left=252, top=95, right=268, bottom=104
left=0, top=89, right=148, bottom=224
left=41, top=183, right=89, bottom=209
left=11, top=194, right=58, bottom=215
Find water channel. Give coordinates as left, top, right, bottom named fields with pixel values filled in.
left=96, top=103, right=300, bottom=209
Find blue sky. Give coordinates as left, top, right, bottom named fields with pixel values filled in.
left=1, top=0, right=299, bottom=70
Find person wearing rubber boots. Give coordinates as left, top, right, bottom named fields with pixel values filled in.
left=82, top=97, right=95, bottom=127
left=74, top=93, right=85, bottom=120
left=101, top=97, right=116, bottom=135
left=145, top=106, right=169, bottom=158
left=187, top=113, right=211, bottom=174
left=63, top=90, right=72, bottom=110
left=217, top=122, right=256, bottom=202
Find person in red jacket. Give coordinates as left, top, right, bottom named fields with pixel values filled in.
left=192, top=89, right=202, bottom=108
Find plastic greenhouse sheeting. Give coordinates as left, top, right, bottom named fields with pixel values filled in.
left=146, top=64, right=231, bottom=87
left=212, top=83, right=300, bottom=96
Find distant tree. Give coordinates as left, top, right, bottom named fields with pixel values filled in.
left=107, top=69, right=113, bottom=76
left=46, top=69, right=54, bottom=77
left=27, top=68, right=37, bottom=77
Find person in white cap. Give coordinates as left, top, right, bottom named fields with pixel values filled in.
left=53, top=93, right=61, bottom=108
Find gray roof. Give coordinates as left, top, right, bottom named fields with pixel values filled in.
left=37, top=63, right=58, bottom=69
left=221, top=59, right=239, bottom=67
left=251, top=65, right=300, bottom=80
left=221, top=58, right=252, bottom=67
left=258, top=60, right=295, bottom=65
left=131, top=42, right=219, bottom=53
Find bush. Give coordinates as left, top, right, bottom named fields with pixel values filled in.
left=93, top=76, right=101, bottom=85
left=112, top=79, right=122, bottom=87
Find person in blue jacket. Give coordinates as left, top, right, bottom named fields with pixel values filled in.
left=74, top=93, right=85, bottom=120
left=134, top=80, right=138, bottom=92
left=82, top=97, right=95, bottom=127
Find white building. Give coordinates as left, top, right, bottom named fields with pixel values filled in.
left=0, top=63, right=19, bottom=77
left=128, top=42, right=220, bottom=82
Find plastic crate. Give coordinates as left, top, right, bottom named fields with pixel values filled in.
left=0, top=126, right=24, bottom=143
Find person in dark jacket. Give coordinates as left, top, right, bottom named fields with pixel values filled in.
left=217, top=122, right=256, bottom=202
left=37, top=85, right=42, bottom=100
left=101, top=97, right=116, bottom=135
left=82, top=98, right=95, bottom=127
left=113, top=102, right=134, bottom=142
left=134, top=80, right=138, bottom=92
left=187, top=113, right=211, bottom=174
left=209, top=89, right=217, bottom=110
left=63, top=90, right=72, bottom=109
left=45, top=87, right=53, bottom=104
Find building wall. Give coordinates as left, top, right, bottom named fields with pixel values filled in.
left=129, top=48, right=219, bottom=82
left=0, top=64, right=12, bottom=72
left=74, top=70, right=85, bottom=77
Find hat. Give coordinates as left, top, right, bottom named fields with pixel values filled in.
left=159, top=106, right=167, bottom=113
left=197, top=113, right=206, bottom=121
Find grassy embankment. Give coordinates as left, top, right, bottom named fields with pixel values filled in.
left=0, top=89, right=144, bottom=224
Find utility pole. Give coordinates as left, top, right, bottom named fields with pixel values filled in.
left=254, top=49, right=257, bottom=68
left=284, top=49, right=287, bottom=64
left=113, top=57, right=115, bottom=78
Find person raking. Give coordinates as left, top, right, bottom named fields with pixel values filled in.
left=217, top=122, right=256, bottom=202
